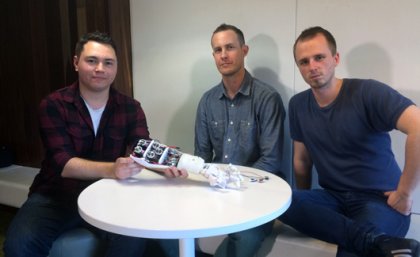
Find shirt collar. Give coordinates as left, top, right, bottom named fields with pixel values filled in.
left=62, top=81, right=119, bottom=107
left=217, top=70, right=252, bottom=99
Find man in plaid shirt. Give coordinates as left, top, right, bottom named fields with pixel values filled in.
left=4, top=32, right=186, bottom=257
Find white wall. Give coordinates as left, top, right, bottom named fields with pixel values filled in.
left=130, top=0, right=420, bottom=213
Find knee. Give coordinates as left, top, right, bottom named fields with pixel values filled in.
left=229, top=228, right=267, bottom=244
left=4, top=227, right=47, bottom=257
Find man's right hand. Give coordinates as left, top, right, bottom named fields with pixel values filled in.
left=113, top=157, right=144, bottom=179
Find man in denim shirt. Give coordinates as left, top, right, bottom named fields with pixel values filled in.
left=194, top=23, right=285, bottom=257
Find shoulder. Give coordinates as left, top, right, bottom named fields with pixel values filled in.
left=344, top=78, right=393, bottom=93
left=110, top=87, right=141, bottom=107
left=344, top=78, right=410, bottom=102
left=251, top=77, right=284, bottom=105
left=290, top=88, right=311, bottom=106
left=41, top=82, right=78, bottom=107
left=199, top=83, right=223, bottom=102
left=252, top=77, right=279, bottom=94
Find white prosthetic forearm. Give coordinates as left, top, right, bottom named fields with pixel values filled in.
left=131, top=139, right=242, bottom=189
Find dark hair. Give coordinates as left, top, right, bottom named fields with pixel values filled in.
left=212, top=23, right=245, bottom=46
left=74, top=31, right=117, bottom=57
left=293, top=26, right=336, bottom=59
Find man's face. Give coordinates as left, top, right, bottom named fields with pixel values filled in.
left=211, top=30, right=248, bottom=77
left=73, top=41, right=118, bottom=93
left=294, top=34, right=339, bottom=90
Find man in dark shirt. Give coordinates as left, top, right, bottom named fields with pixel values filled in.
left=279, top=26, right=420, bottom=257
left=4, top=32, right=186, bottom=257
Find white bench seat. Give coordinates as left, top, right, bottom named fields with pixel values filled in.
left=0, top=165, right=38, bottom=208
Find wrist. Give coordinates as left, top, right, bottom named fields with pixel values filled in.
left=396, top=188, right=412, bottom=200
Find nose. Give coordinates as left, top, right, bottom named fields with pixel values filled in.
left=221, top=49, right=228, bottom=59
left=95, top=62, right=105, bottom=72
left=308, top=59, right=317, bottom=71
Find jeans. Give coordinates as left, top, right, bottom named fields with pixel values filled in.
left=214, top=220, right=274, bottom=257
left=278, top=189, right=410, bottom=257
left=3, top=193, right=178, bottom=257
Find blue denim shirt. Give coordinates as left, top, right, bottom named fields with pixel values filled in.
left=194, top=71, right=285, bottom=176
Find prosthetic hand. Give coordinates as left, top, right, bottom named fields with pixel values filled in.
left=130, top=139, right=243, bottom=189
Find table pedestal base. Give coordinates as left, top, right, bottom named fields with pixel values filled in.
left=179, top=238, right=195, bottom=257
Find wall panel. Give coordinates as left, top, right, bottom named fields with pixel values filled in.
left=130, top=0, right=420, bottom=212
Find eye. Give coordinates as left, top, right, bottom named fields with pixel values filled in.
left=86, top=58, right=98, bottom=64
left=104, top=60, right=115, bottom=67
left=213, top=47, right=222, bottom=54
left=298, top=59, right=309, bottom=66
left=315, top=55, right=325, bottom=61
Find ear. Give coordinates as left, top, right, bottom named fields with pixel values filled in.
left=334, top=52, right=340, bottom=66
left=73, top=55, right=79, bottom=71
left=242, top=44, right=249, bottom=57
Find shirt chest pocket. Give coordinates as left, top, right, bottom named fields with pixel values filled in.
left=102, top=128, right=127, bottom=158
left=209, top=120, right=225, bottom=144
left=67, top=125, right=93, bottom=153
left=238, top=120, right=258, bottom=147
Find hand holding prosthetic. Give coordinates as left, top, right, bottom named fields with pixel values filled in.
left=130, top=139, right=243, bottom=189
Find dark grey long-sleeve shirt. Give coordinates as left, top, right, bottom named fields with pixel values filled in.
left=194, top=70, right=285, bottom=176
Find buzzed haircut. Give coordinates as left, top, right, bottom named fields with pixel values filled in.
left=293, top=26, right=337, bottom=59
left=74, top=31, right=117, bottom=58
left=212, top=23, right=245, bottom=46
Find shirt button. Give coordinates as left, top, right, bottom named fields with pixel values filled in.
left=224, top=155, right=228, bottom=159
left=231, top=103, right=235, bottom=107
left=227, top=138, right=231, bottom=142
left=214, top=121, right=218, bottom=125
left=230, top=121, right=233, bottom=125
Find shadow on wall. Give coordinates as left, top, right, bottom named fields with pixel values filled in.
left=345, top=42, right=420, bottom=104
left=345, top=42, right=392, bottom=84
left=247, top=34, right=293, bottom=184
left=165, top=57, right=219, bottom=154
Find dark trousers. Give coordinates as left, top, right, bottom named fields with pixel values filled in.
left=4, top=193, right=178, bottom=257
left=278, top=189, right=410, bottom=257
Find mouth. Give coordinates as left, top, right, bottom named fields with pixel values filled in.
left=92, top=76, right=107, bottom=81
left=309, top=74, right=322, bottom=80
left=220, top=62, right=232, bottom=67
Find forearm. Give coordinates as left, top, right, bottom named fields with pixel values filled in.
left=62, top=157, right=116, bottom=180
left=397, top=132, right=420, bottom=197
left=251, top=149, right=282, bottom=175
left=294, top=162, right=312, bottom=189
left=293, top=141, right=313, bottom=189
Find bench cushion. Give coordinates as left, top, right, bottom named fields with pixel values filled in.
left=0, top=165, right=38, bottom=208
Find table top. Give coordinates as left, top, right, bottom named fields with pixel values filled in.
left=78, top=164, right=291, bottom=239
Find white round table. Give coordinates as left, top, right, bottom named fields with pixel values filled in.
left=78, top=165, right=291, bottom=257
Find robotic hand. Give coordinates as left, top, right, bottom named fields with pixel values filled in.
left=131, top=139, right=243, bottom=189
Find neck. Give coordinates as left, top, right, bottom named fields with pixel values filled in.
left=80, top=87, right=109, bottom=109
left=222, top=69, right=245, bottom=99
left=312, top=78, right=343, bottom=107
